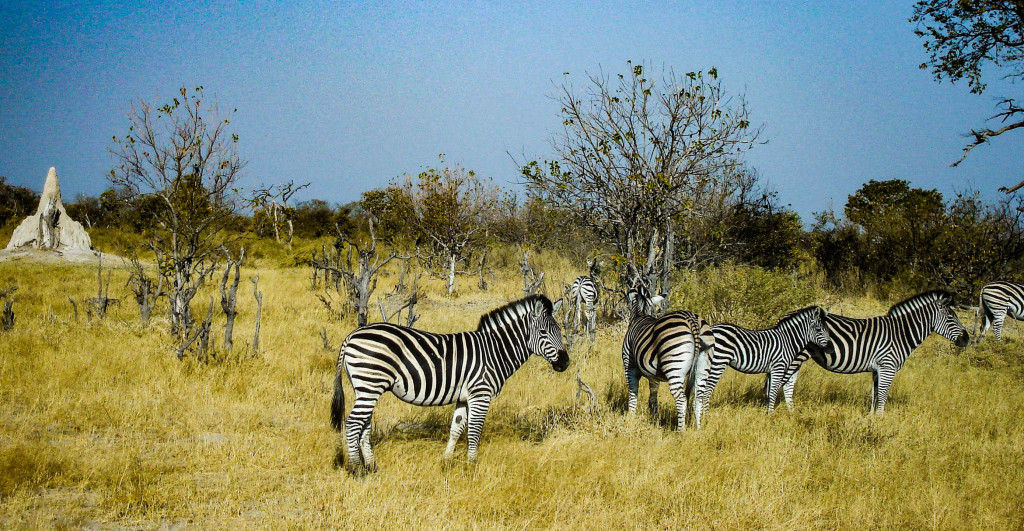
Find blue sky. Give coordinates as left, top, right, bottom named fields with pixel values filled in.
left=1, top=1, right=1021, bottom=222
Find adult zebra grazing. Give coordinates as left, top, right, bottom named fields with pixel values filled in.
left=977, top=281, right=1024, bottom=342
left=782, top=290, right=969, bottom=415
left=331, top=295, right=568, bottom=474
left=568, top=260, right=601, bottom=339
left=621, top=284, right=714, bottom=430
left=692, top=306, right=829, bottom=420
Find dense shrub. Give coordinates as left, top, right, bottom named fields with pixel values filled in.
left=671, top=263, right=823, bottom=328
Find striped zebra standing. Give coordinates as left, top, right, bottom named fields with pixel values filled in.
left=621, top=284, right=714, bottom=430
left=568, top=260, right=601, bottom=339
left=692, top=306, right=829, bottom=421
left=977, top=281, right=1024, bottom=342
left=781, top=290, right=969, bottom=415
left=330, top=295, right=568, bottom=474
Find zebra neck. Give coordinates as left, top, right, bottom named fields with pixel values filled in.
left=889, top=309, right=932, bottom=350
left=777, top=319, right=812, bottom=351
left=477, top=319, right=532, bottom=380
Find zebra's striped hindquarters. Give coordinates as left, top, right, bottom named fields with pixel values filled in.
left=621, top=285, right=712, bottom=430
left=978, top=281, right=1024, bottom=342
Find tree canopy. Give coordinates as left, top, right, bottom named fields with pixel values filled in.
left=912, top=0, right=1024, bottom=188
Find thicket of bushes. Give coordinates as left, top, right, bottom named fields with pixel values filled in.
left=4, top=171, right=1023, bottom=306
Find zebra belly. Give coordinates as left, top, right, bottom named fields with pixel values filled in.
left=812, top=347, right=874, bottom=374
left=391, top=378, right=468, bottom=406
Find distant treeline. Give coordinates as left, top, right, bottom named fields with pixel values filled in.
left=2, top=174, right=1022, bottom=301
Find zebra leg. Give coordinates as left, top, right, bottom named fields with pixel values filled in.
left=625, top=365, right=641, bottom=415
left=648, top=379, right=661, bottom=418
left=444, top=401, right=469, bottom=459
left=691, top=350, right=712, bottom=429
left=781, top=368, right=800, bottom=411
left=697, top=362, right=727, bottom=415
left=664, top=368, right=692, bottom=431
left=345, top=393, right=381, bottom=474
left=765, top=369, right=786, bottom=413
left=873, top=367, right=896, bottom=416
left=586, top=303, right=597, bottom=339
left=992, top=310, right=1008, bottom=341
left=359, top=424, right=377, bottom=473
left=465, top=396, right=493, bottom=464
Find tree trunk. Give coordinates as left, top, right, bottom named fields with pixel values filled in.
left=220, top=247, right=244, bottom=352
left=251, top=275, right=263, bottom=356
left=447, top=254, right=457, bottom=296
left=660, top=222, right=675, bottom=305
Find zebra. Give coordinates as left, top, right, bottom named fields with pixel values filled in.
left=330, top=295, right=568, bottom=474
left=692, top=306, right=829, bottom=421
left=977, top=281, right=1024, bottom=342
left=781, top=290, right=969, bottom=415
left=621, top=284, right=714, bottom=430
left=568, top=260, right=601, bottom=339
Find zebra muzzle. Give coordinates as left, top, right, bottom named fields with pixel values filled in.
left=552, top=350, right=570, bottom=372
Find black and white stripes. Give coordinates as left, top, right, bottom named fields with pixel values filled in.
left=782, top=290, right=969, bottom=415
left=331, top=295, right=568, bottom=474
left=977, top=281, right=1024, bottom=342
left=621, top=285, right=713, bottom=430
left=569, top=260, right=602, bottom=339
left=694, top=306, right=829, bottom=418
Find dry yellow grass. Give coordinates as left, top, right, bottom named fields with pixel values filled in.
left=1, top=256, right=1024, bottom=529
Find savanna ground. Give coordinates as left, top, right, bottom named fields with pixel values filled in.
left=2, top=249, right=1024, bottom=529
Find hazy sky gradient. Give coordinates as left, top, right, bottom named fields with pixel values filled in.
left=2, top=0, right=1021, bottom=221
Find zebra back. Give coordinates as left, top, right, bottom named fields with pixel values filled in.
left=709, top=305, right=828, bottom=374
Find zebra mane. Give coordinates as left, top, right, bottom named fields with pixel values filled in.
left=776, top=305, right=821, bottom=328
left=477, top=295, right=551, bottom=331
left=887, top=290, right=954, bottom=317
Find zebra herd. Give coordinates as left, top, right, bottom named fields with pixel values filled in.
left=330, top=279, right=1023, bottom=474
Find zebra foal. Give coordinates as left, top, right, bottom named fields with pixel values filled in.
left=621, top=285, right=714, bottom=430
left=782, top=290, right=969, bottom=415
left=331, top=295, right=568, bottom=474
left=977, top=281, right=1024, bottom=342
left=568, top=259, right=601, bottom=339
left=692, top=306, right=829, bottom=421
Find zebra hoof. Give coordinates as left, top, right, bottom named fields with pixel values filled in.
left=346, top=463, right=375, bottom=477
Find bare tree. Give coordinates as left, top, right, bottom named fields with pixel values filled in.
left=522, top=62, right=761, bottom=300
left=219, top=246, right=244, bottom=351
left=0, top=286, right=16, bottom=332
left=251, top=180, right=310, bottom=244
left=311, top=220, right=400, bottom=327
left=376, top=258, right=422, bottom=328
left=125, top=250, right=163, bottom=326
left=86, top=252, right=118, bottom=320
left=109, top=86, right=245, bottom=355
left=251, top=275, right=263, bottom=356
left=519, top=249, right=545, bottom=296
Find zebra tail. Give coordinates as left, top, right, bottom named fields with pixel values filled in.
left=979, top=292, right=994, bottom=333
left=330, top=364, right=346, bottom=432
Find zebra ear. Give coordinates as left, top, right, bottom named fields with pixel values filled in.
left=552, top=298, right=564, bottom=314
left=650, top=295, right=665, bottom=306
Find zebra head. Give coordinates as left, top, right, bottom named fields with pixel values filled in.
left=626, top=284, right=664, bottom=317
left=527, top=297, right=570, bottom=372
left=779, top=305, right=830, bottom=349
left=809, top=307, right=830, bottom=348
left=930, top=295, right=970, bottom=348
